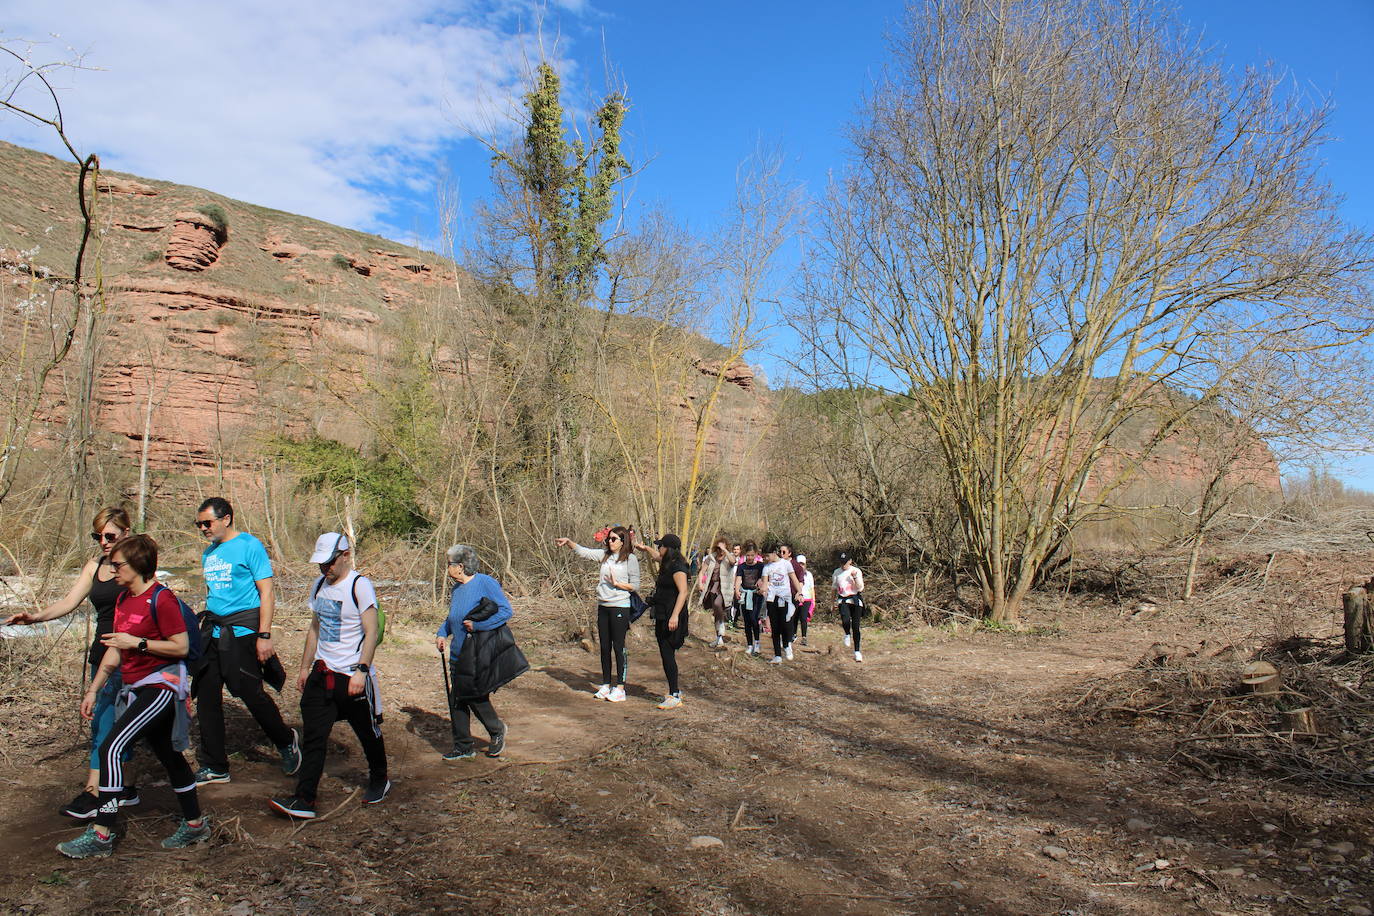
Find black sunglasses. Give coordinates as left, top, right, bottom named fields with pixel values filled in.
left=109, top=560, right=127, bottom=572
left=194, top=519, right=216, bottom=529
left=606, top=535, right=622, bottom=542
left=90, top=532, right=120, bottom=544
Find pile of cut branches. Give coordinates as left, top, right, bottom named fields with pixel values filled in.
left=1068, top=638, right=1374, bottom=790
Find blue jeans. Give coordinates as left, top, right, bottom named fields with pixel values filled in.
left=89, top=665, right=127, bottom=769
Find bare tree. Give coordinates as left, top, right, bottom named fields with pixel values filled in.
left=806, top=0, right=1374, bottom=622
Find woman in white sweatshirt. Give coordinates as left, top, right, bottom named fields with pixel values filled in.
left=556, top=527, right=641, bottom=701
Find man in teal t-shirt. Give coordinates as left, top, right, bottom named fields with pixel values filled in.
left=192, top=497, right=300, bottom=784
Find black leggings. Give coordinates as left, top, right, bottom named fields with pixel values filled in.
left=839, top=598, right=864, bottom=651
left=97, top=686, right=199, bottom=829
left=597, top=604, right=630, bottom=687
left=654, top=617, right=684, bottom=695
left=766, top=598, right=793, bottom=657
left=740, top=590, right=762, bottom=645
left=796, top=599, right=813, bottom=639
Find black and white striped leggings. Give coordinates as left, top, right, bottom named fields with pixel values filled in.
left=96, top=686, right=199, bottom=829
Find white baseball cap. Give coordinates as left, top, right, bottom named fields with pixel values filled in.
left=797, top=554, right=807, bottom=565
left=309, top=532, right=350, bottom=564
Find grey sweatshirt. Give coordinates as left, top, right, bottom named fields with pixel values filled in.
left=573, top=544, right=641, bottom=607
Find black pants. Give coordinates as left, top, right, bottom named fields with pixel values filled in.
left=448, top=662, right=503, bottom=753
left=596, top=604, right=630, bottom=687
left=654, top=616, right=685, bottom=696
left=766, top=598, right=793, bottom=657
left=195, top=632, right=293, bottom=771
left=839, top=598, right=863, bottom=651
left=796, top=600, right=813, bottom=639
left=740, top=590, right=762, bottom=646
left=96, top=686, right=198, bottom=829
left=296, top=665, right=387, bottom=803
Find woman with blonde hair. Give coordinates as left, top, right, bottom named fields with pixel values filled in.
left=556, top=526, right=640, bottom=702
left=5, top=507, right=141, bottom=819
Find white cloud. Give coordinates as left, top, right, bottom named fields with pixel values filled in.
left=0, top=0, right=584, bottom=233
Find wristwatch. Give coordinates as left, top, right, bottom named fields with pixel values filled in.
left=351, top=663, right=370, bottom=674
left=138, top=638, right=148, bottom=653
left=256, top=631, right=272, bottom=640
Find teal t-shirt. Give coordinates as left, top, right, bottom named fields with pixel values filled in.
left=203, top=532, right=273, bottom=636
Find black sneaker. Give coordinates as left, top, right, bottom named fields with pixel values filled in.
left=118, top=785, right=141, bottom=808
left=363, top=779, right=392, bottom=805
left=268, top=795, right=317, bottom=819
left=279, top=728, right=302, bottom=776
left=485, top=731, right=506, bottom=758
left=194, top=766, right=231, bottom=786
left=441, top=747, right=476, bottom=761
left=60, top=790, right=100, bottom=819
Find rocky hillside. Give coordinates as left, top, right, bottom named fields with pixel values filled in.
left=0, top=141, right=764, bottom=489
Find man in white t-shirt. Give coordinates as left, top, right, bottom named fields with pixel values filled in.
left=269, top=533, right=388, bottom=819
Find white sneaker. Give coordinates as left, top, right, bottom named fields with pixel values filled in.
left=784, top=645, right=794, bottom=661
left=770, top=656, right=783, bottom=665
left=713, top=636, right=724, bottom=648
left=593, top=684, right=611, bottom=700
left=752, top=642, right=761, bottom=654
left=608, top=686, right=627, bottom=702
left=656, top=694, right=682, bottom=710
left=854, top=651, right=863, bottom=662
left=843, top=634, right=852, bottom=648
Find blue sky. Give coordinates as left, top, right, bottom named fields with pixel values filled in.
left=3, top=0, right=1372, bottom=483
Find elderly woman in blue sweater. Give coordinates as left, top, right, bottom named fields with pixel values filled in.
left=435, top=544, right=514, bottom=761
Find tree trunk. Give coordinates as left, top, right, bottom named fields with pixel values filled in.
left=1342, top=585, right=1374, bottom=654
left=1182, top=532, right=1204, bottom=600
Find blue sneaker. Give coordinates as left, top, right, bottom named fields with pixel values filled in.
left=194, top=767, right=230, bottom=786
left=279, top=729, right=302, bottom=776
left=441, top=747, right=476, bottom=761
left=57, top=826, right=114, bottom=859
left=161, top=818, right=211, bottom=849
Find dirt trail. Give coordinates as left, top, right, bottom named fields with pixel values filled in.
left=0, top=605, right=1369, bottom=915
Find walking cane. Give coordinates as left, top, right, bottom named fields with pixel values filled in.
left=439, top=646, right=457, bottom=747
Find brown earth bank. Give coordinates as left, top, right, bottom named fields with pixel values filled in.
left=1, top=555, right=1371, bottom=915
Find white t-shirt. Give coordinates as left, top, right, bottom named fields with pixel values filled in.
left=762, top=559, right=794, bottom=602
left=799, top=570, right=815, bottom=601
left=310, top=570, right=379, bottom=674
left=833, top=565, right=864, bottom=598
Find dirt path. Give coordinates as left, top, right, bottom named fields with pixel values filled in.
left=0, top=605, right=1369, bottom=914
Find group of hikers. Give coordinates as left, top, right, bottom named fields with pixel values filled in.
left=7, top=503, right=864, bottom=861
left=556, top=531, right=868, bottom=711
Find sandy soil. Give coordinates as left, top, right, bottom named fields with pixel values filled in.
left=0, top=582, right=1370, bottom=915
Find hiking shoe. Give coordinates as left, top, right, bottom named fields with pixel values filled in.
left=656, top=694, right=683, bottom=710
left=607, top=686, right=627, bottom=703
left=57, top=826, right=114, bottom=859
left=485, top=731, right=506, bottom=758
left=363, top=779, right=392, bottom=804
left=784, top=645, right=794, bottom=661
left=194, top=767, right=230, bottom=786
left=593, top=683, right=611, bottom=700
left=770, top=656, right=783, bottom=664
left=279, top=728, right=302, bottom=776
left=713, top=636, right=724, bottom=648
left=802, top=637, right=809, bottom=647
left=60, top=790, right=100, bottom=819
left=119, top=785, right=141, bottom=808
left=268, top=796, right=317, bottom=819
left=161, top=818, right=211, bottom=849
left=843, top=634, right=852, bottom=648
left=855, top=650, right=863, bottom=662
left=442, top=748, right=476, bottom=761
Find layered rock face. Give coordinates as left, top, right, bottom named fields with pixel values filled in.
left=164, top=211, right=226, bottom=271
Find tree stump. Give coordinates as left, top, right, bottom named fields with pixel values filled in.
left=1342, top=585, right=1374, bottom=654
left=1241, top=660, right=1282, bottom=698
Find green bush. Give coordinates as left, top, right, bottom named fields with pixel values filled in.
left=270, top=435, right=429, bottom=538
left=331, top=253, right=353, bottom=270
left=194, top=204, right=229, bottom=239
left=140, top=250, right=161, bottom=263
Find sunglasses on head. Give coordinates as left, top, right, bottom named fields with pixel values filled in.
left=90, top=532, right=120, bottom=544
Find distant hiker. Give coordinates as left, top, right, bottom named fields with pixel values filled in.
left=698, top=537, right=736, bottom=648
left=730, top=544, right=744, bottom=625
left=646, top=533, right=690, bottom=709
left=270, top=533, right=388, bottom=820
left=762, top=545, right=802, bottom=663
left=779, top=544, right=806, bottom=649
left=795, top=555, right=815, bottom=647
left=834, top=553, right=866, bottom=663
left=437, top=545, right=527, bottom=760
left=57, top=535, right=208, bottom=858
left=734, top=541, right=766, bottom=656
left=555, top=527, right=640, bottom=702
left=5, top=507, right=141, bottom=819
left=191, top=497, right=300, bottom=785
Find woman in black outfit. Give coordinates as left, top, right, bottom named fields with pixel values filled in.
left=638, top=533, right=690, bottom=709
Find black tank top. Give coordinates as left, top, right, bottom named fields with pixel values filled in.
left=87, top=556, right=123, bottom=668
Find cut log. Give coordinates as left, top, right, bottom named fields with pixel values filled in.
left=1241, top=660, right=1282, bottom=698
left=1342, top=586, right=1374, bottom=654
left=1282, top=707, right=1316, bottom=737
